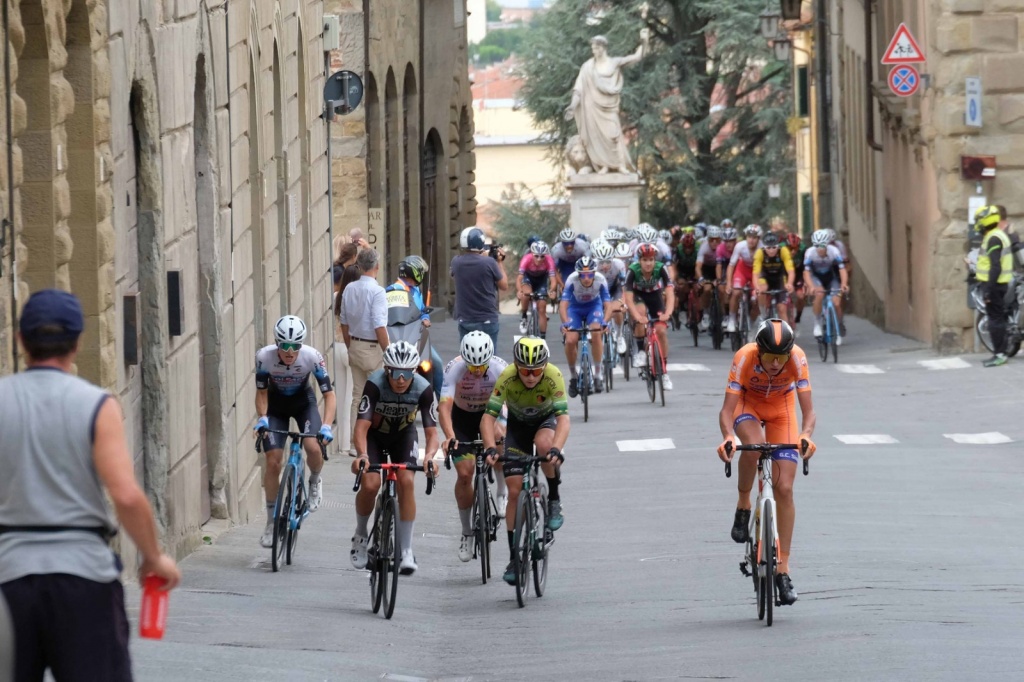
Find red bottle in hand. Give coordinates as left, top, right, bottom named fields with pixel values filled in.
left=139, top=575, right=169, bottom=639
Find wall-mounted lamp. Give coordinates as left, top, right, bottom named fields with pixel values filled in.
left=759, top=10, right=781, bottom=40
left=772, top=35, right=792, bottom=61
left=780, top=0, right=802, bottom=20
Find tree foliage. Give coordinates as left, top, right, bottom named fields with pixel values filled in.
left=486, top=0, right=502, bottom=22
left=516, top=0, right=796, bottom=227
left=490, top=184, right=569, bottom=280
left=471, top=26, right=531, bottom=64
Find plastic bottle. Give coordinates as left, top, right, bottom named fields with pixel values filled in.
left=139, top=575, right=169, bottom=639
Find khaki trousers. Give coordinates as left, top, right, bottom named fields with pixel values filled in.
left=349, top=337, right=384, bottom=443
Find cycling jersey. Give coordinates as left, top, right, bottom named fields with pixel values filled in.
left=696, top=241, right=719, bottom=271
left=440, top=356, right=509, bottom=412
left=357, top=369, right=437, bottom=437
left=519, top=253, right=556, bottom=278
left=385, top=279, right=429, bottom=321
left=674, top=244, right=699, bottom=279
left=255, top=345, right=333, bottom=398
left=715, top=242, right=736, bottom=265
left=552, top=239, right=591, bottom=282
left=753, top=246, right=795, bottom=283
left=831, top=240, right=849, bottom=263
left=596, top=258, right=626, bottom=297
left=630, top=240, right=672, bottom=264
left=561, top=272, right=611, bottom=307
left=803, top=245, right=845, bottom=274
left=624, top=261, right=672, bottom=294
left=728, top=241, right=758, bottom=268
left=485, top=364, right=569, bottom=426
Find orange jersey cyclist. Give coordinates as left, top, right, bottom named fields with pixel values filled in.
left=716, top=319, right=818, bottom=606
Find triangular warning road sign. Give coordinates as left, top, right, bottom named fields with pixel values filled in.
left=882, top=23, right=925, bottom=65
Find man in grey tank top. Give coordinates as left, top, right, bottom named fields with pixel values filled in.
left=0, top=290, right=180, bottom=681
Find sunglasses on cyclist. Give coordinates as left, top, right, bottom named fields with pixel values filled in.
left=517, top=366, right=545, bottom=377
left=467, top=363, right=488, bottom=373
left=578, top=271, right=595, bottom=279
left=760, top=352, right=791, bottom=365
left=387, top=368, right=416, bottom=381
left=277, top=342, right=301, bottom=352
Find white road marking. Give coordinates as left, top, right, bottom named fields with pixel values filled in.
left=919, top=357, right=971, bottom=370
left=836, top=364, right=885, bottom=374
left=943, top=432, right=1012, bottom=445
left=834, top=434, right=899, bottom=445
left=666, top=363, right=710, bottom=372
left=616, top=438, right=675, bottom=452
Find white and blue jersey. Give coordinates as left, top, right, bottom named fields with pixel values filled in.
left=552, top=238, right=591, bottom=282
left=561, top=271, right=610, bottom=329
left=255, top=345, right=333, bottom=399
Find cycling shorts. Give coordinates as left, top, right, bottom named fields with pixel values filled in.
left=632, top=290, right=666, bottom=319
left=503, top=414, right=558, bottom=478
left=524, top=273, right=549, bottom=296
left=565, top=304, right=605, bottom=330
left=450, top=405, right=484, bottom=462
left=366, top=429, right=419, bottom=466
left=732, top=262, right=754, bottom=290
left=808, top=270, right=836, bottom=292
left=732, top=393, right=800, bottom=463
left=262, top=388, right=322, bottom=451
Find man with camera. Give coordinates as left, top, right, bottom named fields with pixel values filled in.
left=450, top=227, right=508, bottom=349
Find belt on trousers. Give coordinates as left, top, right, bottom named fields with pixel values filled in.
left=351, top=336, right=378, bottom=344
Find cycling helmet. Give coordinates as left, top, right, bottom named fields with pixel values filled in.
left=274, top=315, right=307, bottom=345
left=755, top=318, right=795, bottom=356
left=974, top=204, right=1001, bottom=231
left=513, top=336, right=549, bottom=368
left=591, top=240, right=614, bottom=260
left=721, top=218, right=734, bottom=229
left=637, top=224, right=658, bottom=244
left=681, top=233, right=696, bottom=248
left=658, top=229, right=673, bottom=243
left=530, top=240, right=550, bottom=256
left=558, top=228, right=576, bottom=243
left=460, top=330, right=494, bottom=366
left=744, top=224, right=763, bottom=238
left=398, top=255, right=428, bottom=285
left=614, top=242, right=632, bottom=259
left=526, top=234, right=542, bottom=249
left=623, top=228, right=638, bottom=241
left=786, top=232, right=802, bottom=249
left=811, top=229, right=830, bottom=247
left=460, top=227, right=486, bottom=250
left=721, top=227, right=738, bottom=241
left=761, top=232, right=780, bottom=248
left=382, top=340, right=421, bottom=370
left=636, top=243, right=658, bottom=259
left=824, top=228, right=837, bottom=242
left=695, top=222, right=708, bottom=231
left=706, top=226, right=722, bottom=240
left=575, top=255, right=597, bottom=273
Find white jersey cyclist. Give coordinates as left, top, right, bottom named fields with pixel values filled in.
left=562, top=271, right=610, bottom=306
left=255, top=344, right=333, bottom=399
left=728, top=240, right=758, bottom=269
left=803, top=244, right=845, bottom=276
left=440, top=356, right=509, bottom=413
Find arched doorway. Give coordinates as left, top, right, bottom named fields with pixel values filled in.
left=384, top=70, right=399, bottom=281
left=421, top=129, right=444, bottom=306
left=402, top=65, right=420, bottom=259
left=248, top=54, right=267, bottom=344
left=272, top=43, right=289, bottom=318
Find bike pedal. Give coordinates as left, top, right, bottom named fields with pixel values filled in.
left=739, top=560, right=752, bottom=577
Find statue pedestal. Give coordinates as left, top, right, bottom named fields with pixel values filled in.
left=565, top=172, right=643, bottom=238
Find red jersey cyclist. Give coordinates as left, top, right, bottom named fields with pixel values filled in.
left=716, top=319, right=817, bottom=606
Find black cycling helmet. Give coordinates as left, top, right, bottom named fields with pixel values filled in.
left=761, top=232, right=781, bottom=248
left=398, top=255, right=428, bottom=285
left=755, top=318, right=795, bottom=355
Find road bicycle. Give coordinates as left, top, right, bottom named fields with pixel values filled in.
left=761, top=288, right=787, bottom=321
left=352, top=458, right=435, bottom=619
left=725, top=440, right=808, bottom=627
left=685, top=279, right=703, bottom=347
left=637, top=319, right=666, bottom=406
left=522, top=291, right=547, bottom=337
left=498, top=452, right=556, bottom=608
left=817, top=289, right=843, bottom=363
left=730, top=285, right=754, bottom=352
left=565, top=327, right=597, bottom=422
left=601, top=324, right=617, bottom=393
left=255, top=429, right=326, bottom=572
left=445, top=439, right=503, bottom=585
left=708, top=280, right=725, bottom=350
left=620, top=307, right=636, bottom=381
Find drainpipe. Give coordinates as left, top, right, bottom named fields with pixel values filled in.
left=3, top=0, right=19, bottom=371
left=816, top=0, right=834, bottom=227
left=224, top=5, right=234, bottom=291
left=864, top=0, right=883, bottom=152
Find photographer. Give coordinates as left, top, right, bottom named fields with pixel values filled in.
left=450, top=227, right=508, bottom=348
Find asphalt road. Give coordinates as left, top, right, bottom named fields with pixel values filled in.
left=129, top=312, right=1024, bottom=681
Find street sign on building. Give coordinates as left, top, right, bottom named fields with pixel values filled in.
left=888, top=65, right=920, bottom=98
left=882, top=23, right=925, bottom=65
left=965, top=77, right=982, bottom=128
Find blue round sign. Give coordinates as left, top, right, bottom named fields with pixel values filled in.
left=888, top=65, right=920, bottom=98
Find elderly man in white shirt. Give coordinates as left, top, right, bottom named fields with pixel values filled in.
left=339, top=248, right=390, bottom=445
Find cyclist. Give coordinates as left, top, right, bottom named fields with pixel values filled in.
left=560, top=255, right=612, bottom=396
left=724, top=224, right=762, bottom=333
left=826, top=228, right=851, bottom=336
left=715, top=226, right=739, bottom=320
left=551, top=228, right=591, bottom=290
left=804, top=230, right=849, bottom=341
left=438, top=331, right=509, bottom=562
left=716, top=318, right=817, bottom=606
left=753, top=232, right=796, bottom=323
left=695, top=226, right=723, bottom=331
left=516, top=241, right=557, bottom=338
left=254, top=315, right=335, bottom=547
left=673, top=230, right=700, bottom=327
left=787, top=233, right=807, bottom=323
left=624, top=243, right=675, bottom=390
left=480, top=337, right=569, bottom=586
left=635, top=223, right=675, bottom=280
left=386, top=255, right=443, bottom=395
left=349, top=341, right=440, bottom=575
left=592, top=240, right=628, bottom=354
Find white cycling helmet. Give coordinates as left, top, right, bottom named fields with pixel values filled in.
left=825, top=228, right=837, bottom=242
left=460, top=330, right=494, bottom=366
left=721, top=218, right=734, bottom=229
left=721, top=227, right=738, bottom=241
left=591, top=240, right=614, bottom=260
left=382, top=340, right=420, bottom=370
left=637, top=224, right=658, bottom=244
left=811, top=229, right=830, bottom=247
left=558, top=228, right=576, bottom=243
left=530, top=240, right=549, bottom=256
left=658, top=229, right=673, bottom=243
left=274, top=315, right=307, bottom=345
left=614, top=242, right=632, bottom=259
left=744, top=224, right=763, bottom=238
left=706, top=225, right=722, bottom=239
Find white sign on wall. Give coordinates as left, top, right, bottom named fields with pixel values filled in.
left=965, top=77, right=982, bottom=128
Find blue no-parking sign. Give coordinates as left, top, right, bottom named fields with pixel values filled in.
left=888, top=65, right=920, bottom=98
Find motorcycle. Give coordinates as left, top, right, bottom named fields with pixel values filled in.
left=385, top=287, right=436, bottom=383
left=966, top=247, right=1023, bottom=356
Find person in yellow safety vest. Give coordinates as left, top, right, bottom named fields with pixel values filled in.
left=974, top=204, right=1014, bottom=367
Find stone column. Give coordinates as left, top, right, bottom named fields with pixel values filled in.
left=565, top=172, right=644, bottom=239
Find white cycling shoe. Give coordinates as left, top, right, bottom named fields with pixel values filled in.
left=496, top=494, right=508, bottom=517
left=260, top=521, right=274, bottom=548
left=350, top=534, right=368, bottom=569
left=663, top=374, right=673, bottom=390
left=458, top=535, right=474, bottom=563
left=400, top=549, right=418, bottom=575
left=726, top=319, right=737, bottom=333
left=308, top=477, right=323, bottom=512
left=633, top=350, right=647, bottom=368
left=616, top=335, right=627, bottom=354
left=813, top=322, right=823, bottom=337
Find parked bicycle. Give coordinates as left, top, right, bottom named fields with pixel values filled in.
left=638, top=319, right=666, bottom=406
left=255, top=429, right=326, bottom=572
left=445, top=439, right=502, bottom=585
left=970, top=275, right=1023, bottom=357
left=352, top=459, right=435, bottom=619
left=725, top=440, right=809, bottom=627
left=497, top=453, right=555, bottom=608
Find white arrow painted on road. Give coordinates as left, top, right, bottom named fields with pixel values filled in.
left=834, top=434, right=899, bottom=444
left=919, top=357, right=971, bottom=370
left=943, top=432, right=1012, bottom=444
left=616, top=438, right=675, bottom=452
left=666, top=363, right=710, bottom=372
left=836, top=364, right=885, bottom=374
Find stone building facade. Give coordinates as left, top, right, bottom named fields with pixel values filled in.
left=0, top=0, right=335, bottom=568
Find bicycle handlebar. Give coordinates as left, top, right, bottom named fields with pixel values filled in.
left=723, top=440, right=810, bottom=478
left=352, top=460, right=436, bottom=495
left=255, top=428, right=326, bottom=456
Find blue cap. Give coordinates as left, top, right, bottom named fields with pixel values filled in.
left=20, top=289, right=85, bottom=340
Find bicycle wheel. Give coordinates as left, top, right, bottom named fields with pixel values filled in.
left=975, top=313, right=994, bottom=353
left=475, top=479, right=490, bottom=584
left=817, top=329, right=828, bottom=362
left=527, top=305, right=540, bottom=337
left=688, top=295, right=700, bottom=347
left=623, top=338, right=632, bottom=381
left=271, top=464, right=293, bottom=572
left=710, top=297, right=723, bottom=350
left=645, top=350, right=656, bottom=403
left=286, top=476, right=305, bottom=565
left=580, top=356, right=590, bottom=423
left=763, top=501, right=776, bottom=627
left=382, top=496, right=400, bottom=619
left=740, top=299, right=750, bottom=344
left=827, top=307, right=839, bottom=363
left=533, top=489, right=549, bottom=597
left=369, top=506, right=384, bottom=614
left=513, top=493, right=532, bottom=608
left=652, top=341, right=665, bottom=407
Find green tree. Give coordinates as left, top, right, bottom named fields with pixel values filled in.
left=490, top=183, right=569, bottom=281
left=486, top=0, right=502, bottom=22
left=517, top=0, right=796, bottom=227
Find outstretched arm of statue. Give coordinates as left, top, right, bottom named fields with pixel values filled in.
left=620, top=28, right=650, bottom=67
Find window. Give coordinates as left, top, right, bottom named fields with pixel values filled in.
left=796, top=65, right=809, bottom=118
left=800, top=193, right=813, bottom=237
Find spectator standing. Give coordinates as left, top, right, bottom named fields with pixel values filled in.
left=0, top=289, right=181, bottom=681
left=339, top=248, right=391, bottom=441
left=333, top=241, right=359, bottom=296
left=974, top=204, right=1014, bottom=367
left=334, top=264, right=361, bottom=457
left=450, top=226, right=508, bottom=349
